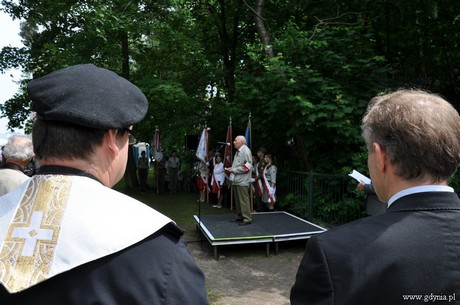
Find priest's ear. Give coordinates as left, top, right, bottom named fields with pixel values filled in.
left=102, top=129, right=122, bottom=157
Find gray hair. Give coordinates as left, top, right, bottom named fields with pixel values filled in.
left=361, top=89, right=460, bottom=182
left=236, top=135, right=247, bottom=145
left=3, top=134, right=34, bottom=161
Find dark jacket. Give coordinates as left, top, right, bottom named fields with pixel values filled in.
left=291, top=192, right=460, bottom=305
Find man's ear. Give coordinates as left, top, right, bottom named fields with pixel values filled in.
left=373, top=143, right=388, bottom=173
left=103, top=129, right=121, bottom=157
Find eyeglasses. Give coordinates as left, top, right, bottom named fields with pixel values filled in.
left=123, top=128, right=137, bottom=145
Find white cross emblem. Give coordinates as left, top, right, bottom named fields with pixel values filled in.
left=12, top=211, right=55, bottom=257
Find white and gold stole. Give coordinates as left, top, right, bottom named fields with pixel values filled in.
left=0, top=175, right=171, bottom=293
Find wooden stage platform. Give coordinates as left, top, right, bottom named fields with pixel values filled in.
left=193, top=211, right=327, bottom=260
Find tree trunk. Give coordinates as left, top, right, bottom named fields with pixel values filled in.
left=254, top=0, right=274, bottom=58
left=207, top=0, right=242, bottom=105
left=253, top=0, right=312, bottom=170
left=120, top=30, right=139, bottom=191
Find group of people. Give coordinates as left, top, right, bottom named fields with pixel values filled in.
left=252, top=147, right=278, bottom=212
left=195, top=151, right=226, bottom=207
left=194, top=135, right=279, bottom=226
left=224, top=136, right=279, bottom=225
left=135, top=149, right=181, bottom=193
left=1, top=63, right=460, bottom=305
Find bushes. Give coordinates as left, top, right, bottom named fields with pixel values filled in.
left=277, top=171, right=367, bottom=227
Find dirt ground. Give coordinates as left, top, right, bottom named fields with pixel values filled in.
left=186, top=234, right=307, bottom=305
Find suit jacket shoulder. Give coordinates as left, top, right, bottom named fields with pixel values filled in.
left=291, top=192, right=460, bottom=305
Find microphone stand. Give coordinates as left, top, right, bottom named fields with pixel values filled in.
left=197, top=145, right=224, bottom=246
left=196, top=166, right=202, bottom=244
left=198, top=186, right=202, bottom=245
left=215, top=143, right=226, bottom=152
left=197, top=144, right=225, bottom=245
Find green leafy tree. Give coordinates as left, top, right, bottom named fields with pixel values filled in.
left=236, top=1, right=391, bottom=171
left=2, top=0, right=460, bottom=176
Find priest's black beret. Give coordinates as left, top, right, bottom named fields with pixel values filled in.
left=27, top=64, right=148, bottom=129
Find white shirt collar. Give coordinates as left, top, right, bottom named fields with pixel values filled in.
left=388, top=185, right=454, bottom=207
left=237, top=145, right=246, bottom=152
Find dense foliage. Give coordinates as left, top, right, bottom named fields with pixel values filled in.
left=1, top=0, right=460, bottom=175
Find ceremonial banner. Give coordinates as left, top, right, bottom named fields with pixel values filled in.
left=196, top=127, right=208, bottom=162
left=245, top=114, right=252, bottom=150
left=152, top=128, right=163, bottom=162
left=224, top=122, right=233, bottom=169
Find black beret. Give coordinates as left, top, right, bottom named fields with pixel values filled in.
left=28, top=64, right=148, bottom=129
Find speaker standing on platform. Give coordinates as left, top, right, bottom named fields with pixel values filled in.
left=226, top=135, right=253, bottom=226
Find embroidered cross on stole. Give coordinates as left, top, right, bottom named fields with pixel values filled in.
left=0, top=175, right=71, bottom=293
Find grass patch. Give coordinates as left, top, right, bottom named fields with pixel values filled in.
left=113, top=174, right=230, bottom=239
left=114, top=174, right=232, bottom=305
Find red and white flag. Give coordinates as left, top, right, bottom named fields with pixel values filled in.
left=223, top=122, right=232, bottom=169
left=224, top=121, right=233, bottom=179
left=196, top=127, right=208, bottom=163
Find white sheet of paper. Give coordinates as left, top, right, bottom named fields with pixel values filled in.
left=348, top=170, right=371, bottom=184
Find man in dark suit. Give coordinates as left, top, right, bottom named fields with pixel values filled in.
left=291, top=89, right=460, bottom=305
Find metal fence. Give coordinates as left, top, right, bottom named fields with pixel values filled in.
left=276, top=170, right=367, bottom=227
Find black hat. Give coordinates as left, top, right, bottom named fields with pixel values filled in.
left=28, top=64, right=148, bottom=129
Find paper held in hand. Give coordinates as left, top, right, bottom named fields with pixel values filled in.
left=348, top=170, right=371, bottom=184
